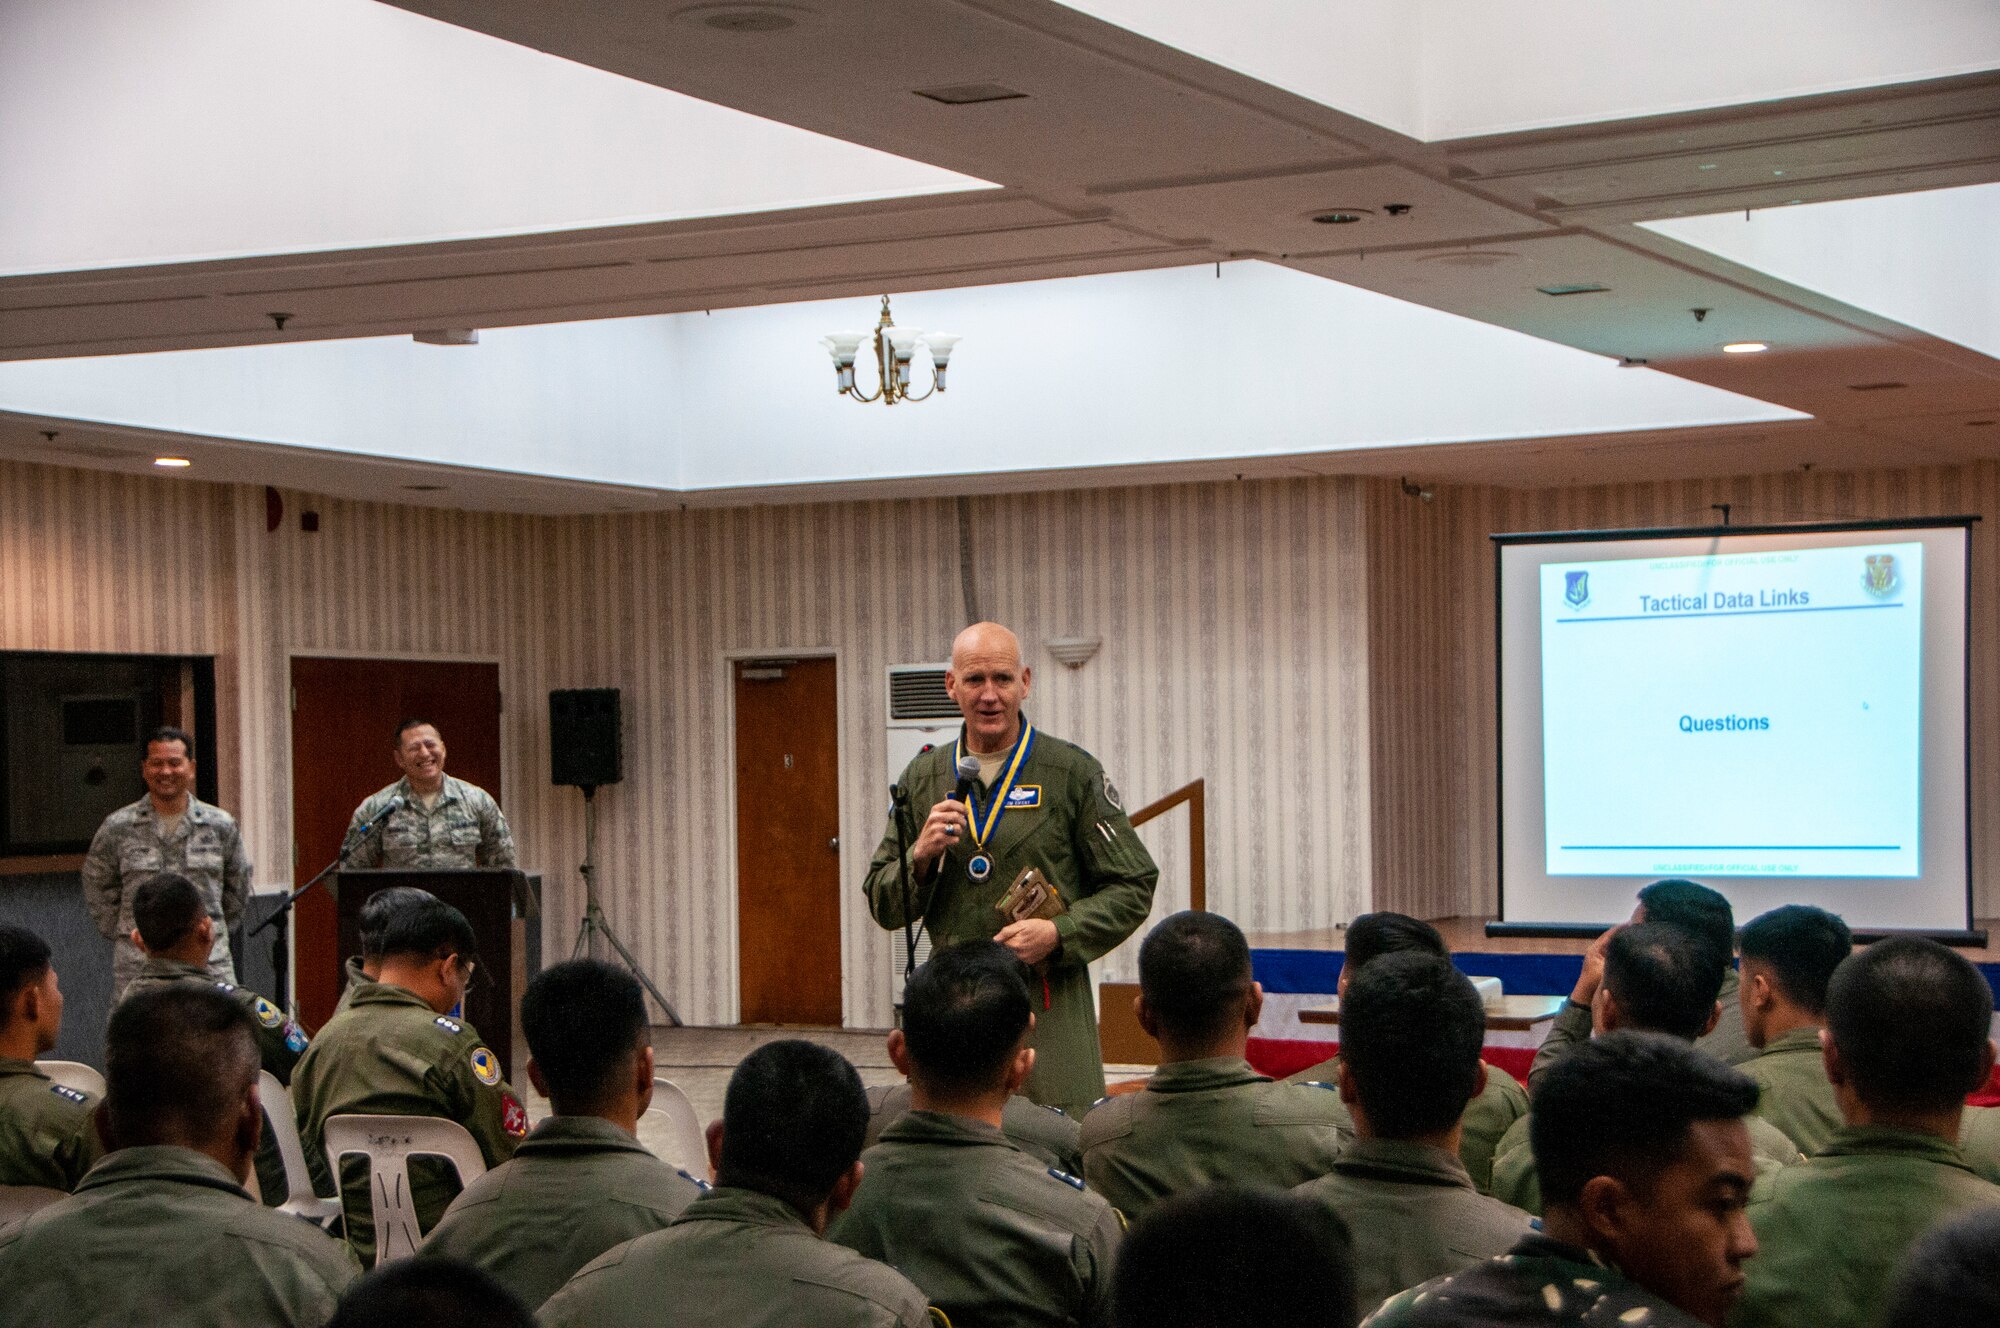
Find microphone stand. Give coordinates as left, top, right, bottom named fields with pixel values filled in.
left=251, top=815, right=389, bottom=1015
left=890, top=783, right=922, bottom=986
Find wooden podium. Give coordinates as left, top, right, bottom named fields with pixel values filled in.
left=331, top=869, right=540, bottom=1084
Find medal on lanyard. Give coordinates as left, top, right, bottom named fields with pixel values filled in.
left=958, top=723, right=1036, bottom=883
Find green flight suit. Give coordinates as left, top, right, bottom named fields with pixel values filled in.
left=1078, top=1056, right=1347, bottom=1222
left=1282, top=1051, right=1527, bottom=1194
left=1369, top=1232, right=1709, bottom=1328
left=120, top=954, right=321, bottom=1205
left=421, top=1115, right=707, bottom=1309
left=290, top=981, right=527, bottom=1266
left=541, top=1186, right=934, bottom=1328
left=867, top=1081, right=1083, bottom=1175
left=1734, top=1126, right=2000, bottom=1328
left=864, top=722, right=1159, bottom=1118
left=0, top=1145, right=359, bottom=1324
left=331, top=955, right=373, bottom=1016
left=831, top=1109, right=1123, bottom=1328
left=1741, top=1025, right=1840, bottom=1156
left=0, top=1056, right=103, bottom=1190
left=1291, top=1137, right=1535, bottom=1317
left=1489, top=1107, right=1800, bottom=1215
left=1958, top=1104, right=2000, bottom=1184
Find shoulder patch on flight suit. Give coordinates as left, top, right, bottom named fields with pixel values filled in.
left=284, top=1023, right=308, bottom=1053
left=434, top=1015, right=463, bottom=1035
left=1098, top=773, right=1122, bottom=809
left=250, top=996, right=284, bottom=1028
left=50, top=1083, right=88, bottom=1104
left=502, top=1092, right=529, bottom=1138
left=675, top=1168, right=713, bottom=1192
left=1048, top=1167, right=1086, bottom=1191
left=469, top=1047, right=501, bottom=1086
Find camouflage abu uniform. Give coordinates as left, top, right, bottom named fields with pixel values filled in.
left=82, top=794, right=251, bottom=995
left=864, top=720, right=1158, bottom=1118
left=290, top=981, right=528, bottom=1265
left=0, top=1145, right=359, bottom=1324
left=344, top=775, right=515, bottom=870
left=120, top=955, right=321, bottom=1204
left=0, top=1056, right=104, bottom=1190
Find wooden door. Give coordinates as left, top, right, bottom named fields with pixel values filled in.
left=290, top=657, right=502, bottom=1029
left=734, top=657, right=842, bottom=1025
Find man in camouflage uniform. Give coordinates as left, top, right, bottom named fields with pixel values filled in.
left=0, top=925, right=103, bottom=1190
left=542, top=1039, right=935, bottom=1328
left=422, top=960, right=707, bottom=1310
left=1491, top=923, right=1800, bottom=1213
left=81, top=725, right=251, bottom=997
left=121, top=871, right=320, bottom=1204
left=1736, top=903, right=1852, bottom=1155
left=344, top=719, right=515, bottom=870
left=831, top=942, right=1122, bottom=1328
left=1292, top=952, right=1532, bottom=1316
left=1735, top=938, right=2000, bottom=1328
left=291, top=895, right=527, bottom=1265
left=0, top=985, right=360, bottom=1323
left=1370, top=1032, right=1759, bottom=1328
left=1081, top=912, right=1347, bottom=1222
left=1281, top=912, right=1528, bottom=1192
left=864, top=622, right=1157, bottom=1118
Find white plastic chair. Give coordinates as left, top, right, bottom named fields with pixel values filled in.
left=34, top=1061, right=105, bottom=1098
left=321, top=1114, right=487, bottom=1266
left=643, top=1078, right=707, bottom=1175
left=0, top=1185, right=66, bottom=1229
left=256, top=1072, right=341, bottom=1225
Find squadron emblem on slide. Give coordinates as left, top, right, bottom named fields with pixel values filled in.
left=1862, top=552, right=1900, bottom=599
left=1564, top=570, right=1590, bottom=610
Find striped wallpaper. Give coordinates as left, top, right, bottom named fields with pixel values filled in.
left=3, top=456, right=1994, bottom=1028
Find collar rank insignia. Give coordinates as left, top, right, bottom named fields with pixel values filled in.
left=434, top=1015, right=463, bottom=1035
left=51, top=1084, right=88, bottom=1104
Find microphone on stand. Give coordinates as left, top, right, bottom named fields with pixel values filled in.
left=341, top=794, right=405, bottom=854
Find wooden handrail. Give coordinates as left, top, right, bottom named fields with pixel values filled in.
left=1127, top=778, right=1205, bottom=912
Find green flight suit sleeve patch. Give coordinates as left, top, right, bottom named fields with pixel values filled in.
left=469, top=1047, right=502, bottom=1086
left=250, top=996, right=284, bottom=1029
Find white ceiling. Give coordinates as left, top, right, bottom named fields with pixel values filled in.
left=0, top=0, right=1996, bottom=509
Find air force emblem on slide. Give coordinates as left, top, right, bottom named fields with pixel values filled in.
left=1863, top=553, right=1900, bottom=599
left=1564, top=570, right=1590, bottom=609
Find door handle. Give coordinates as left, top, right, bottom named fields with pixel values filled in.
left=828, top=836, right=840, bottom=851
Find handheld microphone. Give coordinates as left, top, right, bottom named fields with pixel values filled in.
left=954, top=754, right=980, bottom=805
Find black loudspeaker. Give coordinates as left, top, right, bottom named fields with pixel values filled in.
left=549, top=688, right=623, bottom=788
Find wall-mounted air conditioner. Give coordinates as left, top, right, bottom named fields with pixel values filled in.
left=884, top=663, right=954, bottom=1007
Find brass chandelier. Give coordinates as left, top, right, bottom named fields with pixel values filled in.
left=821, top=296, right=960, bottom=405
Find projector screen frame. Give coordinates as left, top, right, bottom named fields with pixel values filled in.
left=1486, top=516, right=1983, bottom=946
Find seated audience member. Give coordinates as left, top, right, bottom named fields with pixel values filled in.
left=1491, top=922, right=1800, bottom=1212
left=865, top=1081, right=1082, bottom=1175
left=327, top=1257, right=536, bottom=1328
left=1080, top=911, right=1346, bottom=1220
left=1293, top=952, right=1533, bottom=1313
left=1880, top=1205, right=2000, bottom=1328
left=830, top=941, right=1122, bottom=1328
left=0, top=986, right=360, bottom=1322
left=292, top=895, right=527, bottom=1265
left=1736, top=903, right=1852, bottom=1154
left=126, top=870, right=319, bottom=1203
left=1111, top=1187, right=1358, bottom=1328
left=422, top=960, right=706, bottom=1308
left=1282, top=912, right=1528, bottom=1191
left=1733, top=937, right=2000, bottom=1328
left=541, top=1039, right=932, bottom=1328
left=1371, top=1031, right=1760, bottom=1328
left=0, top=924, right=102, bottom=1190
left=1532, top=879, right=1750, bottom=1088
left=333, top=885, right=438, bottom=1015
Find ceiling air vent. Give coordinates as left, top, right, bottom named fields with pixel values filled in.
left=914, top=83, right=1028, bottom=106
left=1846, top=381, right=1908, bottom=392
left=888, top=666, right=957, bottom=721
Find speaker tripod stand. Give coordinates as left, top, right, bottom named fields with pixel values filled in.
left=570, top=785, right=682, bottom=1026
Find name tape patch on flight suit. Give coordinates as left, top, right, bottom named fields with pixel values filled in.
left=470, top=1047, right=502, bottom=1086
left=1003, top=785, right=1041, bottom=808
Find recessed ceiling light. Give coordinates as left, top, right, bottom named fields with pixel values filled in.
left=913, top=83, right=1028, bottom=106
left=1846, top=381, right=1907, bottom=392
left=1311, top=210, right=1370, bottom=225
left=400, top=483, right=447, bottom=492
left=1536, top=283, right=1611, bottom=297
left=1721, top=342, right=1769, bottom=354
left=153, top=456, right=192, bottom=468
left=681, top=4, right=801, bottom=33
